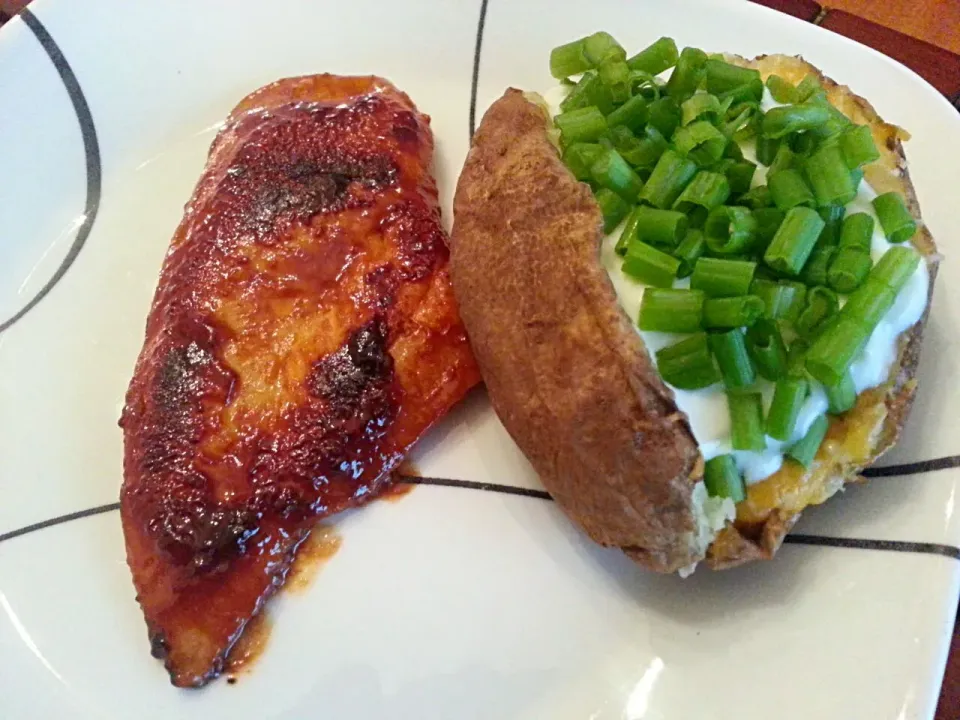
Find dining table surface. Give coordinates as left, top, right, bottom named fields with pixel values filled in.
left=0, top=0, right=958, bottom=716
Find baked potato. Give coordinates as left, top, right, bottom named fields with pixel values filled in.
left=450, top=50, right=938, bottom=573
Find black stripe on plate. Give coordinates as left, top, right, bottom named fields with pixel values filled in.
left=0, top=502, right=120, bottom=544
left=785, top=533, right=960, bottom=560
left=0, top=9, right=102, bottom=333
left=468, top=0, right=489, bottom=138
left=400, top=474, right=552, bottom=500
left=863, top=455, right=960, bottom=478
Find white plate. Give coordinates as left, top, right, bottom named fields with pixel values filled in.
left=1, top=1, right=959, bottom=718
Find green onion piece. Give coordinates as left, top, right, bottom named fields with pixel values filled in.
left=560, top=71, right=615, bottom=115
left=753, top=207, right=785, bottom=249
left=673, top=229, right=706, bottom=278
left=756, top=135, right=781, bottom=166
left=817, top=204, right=846, bottom=247
left=840, top=124, right=880, bottom=169
left=764, top=206, right=826, bottom=276
left=709, top=328, right=756, bottom=388
left=555, top=106, right=608, bottom=145
left=739, top=185, right=773, bottom=210
left=550, top=37, right=591, bottom=79
left=562, top=143, right=605, bottom=182
left=825, top=370, right=857, bottom=414
left=705, top=59, right=763, bottom=100
left=745, top=318, right=788, bottom=381
left=629, top=70, right=662, bottom=101
left=788, top=131, right=818, bottom=155
left=704, top=454, right=746, bottom=502
left=800, top=245, right=836, bottom=287
left=665, top=47, right=708, bottom=102
left=627, top=36, right=680, bottom=75
left=583, top=31, right=626, bottom=65
left=674, top=121, right=728, bottom=167
left=850, top=167, right=864, bottom=192
left=842, top=278, right=895, bottom=328
left=607, top=95, right=649, bottom=132
left=703, top=295, right=765, bottom=329
left=788, top=415, right=829, bottom=468
left=621, top=125, right=668, bottom=169
left=786, top=338, right=810, bottom=378
left=656, top=332, right=722, bottom=389
left=872, top=192, right=917, bottom=244
left=691, top=257, right=757, bottom=297
left=728, top=391, right=766, bottom=452
left=615, top=204, right=643, bottom=256
left=769, top=143, right=796, bottom=174
left=827, top=247, right=873, bottom=293
left=725, top=161, right=757, bottom=196
left=647, top=96, right=681, bottom=139
left=638, top=149, right=698, bottom=209
left=591, top=148, right=645, bottom=201
left=725, top=102, right=760, bottom=141
left=681, top=93, right=722, bottom=126
left=595, top=188, right=631, bottom=234
left=804, top=145, right=857, bottom=207
left=704, top=206, right=758, bottom=256
left=724, top=139, right=745, bottom=161
left=608, top=124, right=637, bottom=149
left=766, top=377, right=809, bottom=441
left=630, top=205, right=688, bottom=247
left=795, top=75, right=823, bottom=103
left=761, top=104, right=831, bottom=139
left=621, top=240, right=681, bottom=287
left=751, top=279, right=805, bottom=321
left=768, top=168, right=816, bottom=211
left=673, top=171, right=731, bottom=217
left=839, top=212, right=874, bottom=251
left=868, top=245, right=922, bottom=292
left=804, top=318, right=871, bottom=386
left=797, top=286, right=839, bottom=339
left=766, top=74, right=797, bottom=104
left=638, top=288, right=705, bottom=332
left=599, top=58, right=631, bottom=102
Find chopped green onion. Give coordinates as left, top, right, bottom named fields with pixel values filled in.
left=704, top=205, right=758, bottom=255
left=560, top=71, right=615, bottom=115
left=629, top=70, right=662, bottom=101
left=665, top=47, right=708, bottom=102
left=607, top=95, right=649, bottom=132
left=804, top=318, right=871, bottom=386
left=769, top=143, right=796, bottom=173
left=555, top=106, right=608, bottom=145
left=842, top=278, right=895, bottom=328
left=786, top=337, right=810, bottom=378
left=768, top=168, right=816, bottom=210
left=705, top=59, right=763, bottom=101
left=724, top=161, right=757, bottom=196
left=869, top=245, right=922, bottom=292
left=647, top=96, right=681, bottom=139
left=816, top=204, right=846, bottom=247
left=598, top=57, right=631, bottom=102
left=754, top=207, right=785, bottom=248
left=656, top=333, right=722, bottom=389
left=804, top=145, right=857, bottom=207
left=825, top=370, right=857, bottom=414
left=673, top=229, right=706, bottom=278
left=595, top=188, right=631, bottom=233
left=621, top=125, right=669, bottom=169
left=583, top=31, right=626, bottom=65
left=756, top=135, right=781, bottom=166
left=738, top=185, right=773, bottom=210
left=724, top=139, right=745, bottom=161
left=615, top=205, right=643, bottom=256
left=630, top=205, right=688, bottom=247
left=850, top=166, right=864, bottom=193
left=638, top=149, right=698, bottom=209
left=800, top=245, right=836, bottom=287
left=751, top=279, right=805, bottom=322
left=726, top=102, right=761, bottom=140
left=638, top=288, right=705, bottom=332
left=681, top=93, right=722, bottom=126
left=872, top=192, right=917, bottom=244
left=691, top=257, right=757, bottom=297
left=621, top=240, right=681, bottom=287
left=766, top=74, right=797, bottom=104
left=840, top=124, right=880, bottom=169
left=673, top=171, right=731, bottom=217
left=729, top=391, right=766, bottom=452
left=788, top=415, right=829, bottom=468
left=764, top=206, right=825, bottom=276
left=704, top=454, right=746, bottom=502
left=838, top=212, right=874, bottom=251
left=788, top=131, right=818, bottom=155
left=709, top=328, right=756, bottom=388
left=703, top=295, right=765, bottom=329
left=795, top=75, right=823, bottom=103
left=761, top=104, right=831, bottom=139
left=591, top=148, right=645, bottom=201
left=745, top=318, right=788, bottom=381
left=827, top=247, right=872, bottom=294
left=562, top=143, right=605, bottom=181
left=766, top=377, right=809, bottom=441
left=627, top=36, right=680, bottom=75
left=550, top=37, right=591, bottom=79
left=797, top=285, right=839, bottom=339
left=674, top=121, right=728, bottom=167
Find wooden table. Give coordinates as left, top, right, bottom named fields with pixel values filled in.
left=0, top=0, right=958, bottom=716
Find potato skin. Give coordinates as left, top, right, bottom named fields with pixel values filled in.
left=451, top=89, right=704, bottom=573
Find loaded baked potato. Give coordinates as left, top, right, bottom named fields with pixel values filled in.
left=450, top=35, right=937, bottom=574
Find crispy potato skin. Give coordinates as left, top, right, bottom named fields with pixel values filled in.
left=451, top=89, right=703, bottom=573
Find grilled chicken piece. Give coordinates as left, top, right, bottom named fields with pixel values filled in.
left=120, top=75, right=479, bottom=687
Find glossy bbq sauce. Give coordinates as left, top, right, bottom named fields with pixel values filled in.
left=224, top=612, right=272, bottom=684
left=286, top=525, right=344, bottom=594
